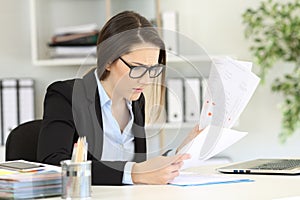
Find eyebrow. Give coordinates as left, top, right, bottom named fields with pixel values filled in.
left=131, top=61, right=148, bottom=65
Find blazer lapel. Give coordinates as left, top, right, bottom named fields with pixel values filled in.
left=80, top=70, right=147, bottom=162
left=72, top=70, right=103, bottom=161
left=132, top=96, right=147, bottom=162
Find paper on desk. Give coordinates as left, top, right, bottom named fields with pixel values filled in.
left=178, top=125, right=248, bottom=169
left=170, top=173, right=253, bottom=186
left=273, top=196, right=300, bottom=200
left=0, top=169, right=17, bottom=176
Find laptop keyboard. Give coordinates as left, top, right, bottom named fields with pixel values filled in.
left=251, top=160, right=300, bottom=170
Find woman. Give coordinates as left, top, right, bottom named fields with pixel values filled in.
left=37, top=11, right=201, bottom=185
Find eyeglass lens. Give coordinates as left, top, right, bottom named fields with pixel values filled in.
left=130, top=65, right=164, bottom=78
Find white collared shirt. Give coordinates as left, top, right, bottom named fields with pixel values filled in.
left=94, top=70, right=135, bottom=184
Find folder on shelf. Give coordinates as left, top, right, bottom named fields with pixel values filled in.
left=1, top=79, right=18, bottom=145
left=53, top=23, right=98, bottom=35
left=0, top=78, right=35, bottom=145
left=184, top=78, right=201, bottom=122
left=162, top=11, right=179, bottom=54
left=0, top=81, right=2, bottom=145
left=51, top=30, right=98, bottom=44
left=49, top=46, right=97, bottom=58
left=166, top=78, right=183, bottom=122
left=18, top=79, right=35, bottom=124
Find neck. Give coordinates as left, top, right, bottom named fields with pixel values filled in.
left=100, top=79, right=125, bottom=106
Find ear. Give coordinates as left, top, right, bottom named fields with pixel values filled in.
left=105, top=64, right=112, bottom=71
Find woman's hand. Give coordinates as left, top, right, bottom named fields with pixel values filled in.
left=131, top=154, right=190, bottom=184
left=176, top=124, right=202, bottom=154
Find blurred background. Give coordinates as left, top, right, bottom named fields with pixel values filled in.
left=0, top=0, right=299, bottom=163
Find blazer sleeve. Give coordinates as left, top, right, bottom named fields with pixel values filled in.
left=37, top=81, right=127, bottom=185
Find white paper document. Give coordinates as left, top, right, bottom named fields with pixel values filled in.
left=170, top=173, right=253, bottom=186
left=200, top=57, right=260, bottom=129
left=178, top=57, right=260, bottom=169
left=170, top=174, right=253, bottom=186
left=179, top=125, right=248, bottom=169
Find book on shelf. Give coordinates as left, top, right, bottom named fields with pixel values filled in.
left=51, top=30, right=98, bottom=43
left=49, top=31, right=98, bottom=47
left=48, top=23, right=99, bottom=58
left=49, top=36, right=98, bottom=47
left=48, top=46, right=97, bottom=58
left=53, top=23, right=98, bottom=36
left=0, top=160, right=62, bottom=199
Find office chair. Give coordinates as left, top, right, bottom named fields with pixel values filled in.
left=5, top=119, right=42, bottom=162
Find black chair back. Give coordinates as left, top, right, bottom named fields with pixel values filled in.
left=5, top=120, right=42, bottom=162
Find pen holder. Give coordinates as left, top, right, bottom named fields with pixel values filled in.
left=61, top=160, right=92, bottom=199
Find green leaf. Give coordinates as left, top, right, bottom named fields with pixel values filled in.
left=242, top=0, right=300, bottom=142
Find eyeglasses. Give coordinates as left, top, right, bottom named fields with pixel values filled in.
left=119, top=57, right=165, bottom=79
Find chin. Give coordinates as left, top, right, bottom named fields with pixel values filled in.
left=129, top=93, right=142, bottom=101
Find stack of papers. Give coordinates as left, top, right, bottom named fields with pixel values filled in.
left=49, top=23, right=98, bottom=58
left=0, top=163, right=61, bottom=199
left=53, top=24, right=98, bottom=35
left=178, top=57, right=260, bottom=169
left=199, top=57, right=259, bottom=129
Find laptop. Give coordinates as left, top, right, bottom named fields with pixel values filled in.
left=217, top=158, right=300, bottom=175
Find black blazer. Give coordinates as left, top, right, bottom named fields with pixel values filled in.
left=37, top=70, right=147, bottom=185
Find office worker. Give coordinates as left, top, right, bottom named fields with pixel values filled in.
left=37, top=11, right=201, bottom=185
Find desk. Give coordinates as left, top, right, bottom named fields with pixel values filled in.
left=48, top=165, right=300, bottom=200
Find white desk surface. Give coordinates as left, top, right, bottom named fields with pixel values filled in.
left=48, top=164, right=300, bottom=200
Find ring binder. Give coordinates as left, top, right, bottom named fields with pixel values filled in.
left=0, top=78, right=35, bottom=145
left=1, top=79, right=18, bottom=145
left=18, top=79, right=35, bottom=124
left=184, top=78, right=201, bottom=122
left=0, top=80, right=3, bottom=145
left=166, top=78, right=183, bottom=122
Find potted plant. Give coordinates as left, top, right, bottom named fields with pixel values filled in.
left=242, top=0, right=300, bottom=142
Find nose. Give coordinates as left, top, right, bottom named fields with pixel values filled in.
left=138, top=72, right=152, bottom=85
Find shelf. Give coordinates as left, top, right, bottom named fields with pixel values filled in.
left=31, top=55, right=214, bottom=67
left=30, top=0, right=161, bottom=67
left=32, top=57, right=97, bottom=67
left=31, top=50, right=218, bottom=67
left=167, top=54, right=211, bottom=62
left=31, top=53, right=217, bottom=79
left=29, top=0, right=225, bottom=68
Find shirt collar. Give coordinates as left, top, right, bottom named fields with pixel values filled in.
left=94, top=70, right=111, bottom=107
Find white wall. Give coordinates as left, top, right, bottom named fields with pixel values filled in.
left=160, top=0, right=300, bottom=161
left=0, top=0, right=299, bottom=162
left=0, top=0, right=80, bottom=161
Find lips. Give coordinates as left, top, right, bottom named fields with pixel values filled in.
left=133, top=88, right=144, bottom=93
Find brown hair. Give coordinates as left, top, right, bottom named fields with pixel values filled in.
left=96, top=11, right=166, bottom=124
left=96, top=11, right=166, bottom=80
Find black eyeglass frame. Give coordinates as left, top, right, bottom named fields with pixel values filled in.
left=119, top=57, right=166, bottom=79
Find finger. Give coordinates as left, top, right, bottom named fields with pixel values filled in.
left=193, top=124, right=202, bottom=134
left=171, top=160, right=183, bottom=166
left=172, top=170, right=180, bottom=176
left=175, top=153, right=191, bottom=161
left=167, top=162, right=184, bottom=173
left=176, top=161, right=184, bottom=168
left=166, top=153, right=190, bottom=167
left=171, top=162, right=184, bottom=171
left=168, top=171, right=180, bottom=183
